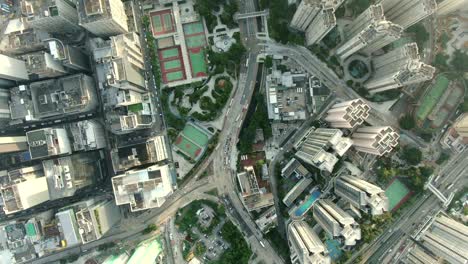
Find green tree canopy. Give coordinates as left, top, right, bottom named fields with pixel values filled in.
left=401, top=146, right=422, bottom=165
left=399, top=114, right=416, bottom=130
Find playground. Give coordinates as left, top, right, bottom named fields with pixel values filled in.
left=150, top=9, right=176, bottom=36
left=174, top=122, right=212, bottom=161
left=385, top=178, right=412, bottom=211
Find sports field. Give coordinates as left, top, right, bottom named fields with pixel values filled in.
left=166, top=71, right=184, bottom=82
left=185, top=34, right=207, bottom=48
left=163, top=60, right=182, bottom=70
left=174, top=123, right=212, bottom=160
left=188, top=48, right=208, bottom=77
left=160, top=48, right=179, bottom=60
left=150, top=9, right=175, bottom=36
left=385, top=178, right=411, bottom=211
left=416, top=75, right=449, bottom=121
left=183, top=22, right=205, bottom=35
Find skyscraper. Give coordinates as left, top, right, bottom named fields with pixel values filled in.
left=313, top=200, right=361, bottom=246
left=0, top=54, right=29, bottom=87
left=93, top=32, right=146, bottom=92
left=77, top=0, right=129, bottom=37
left=21, top=0, right=81, bottom=34
left=436, top=0, right=465, bottom=16
left=21, top=51, right=69, bottom=79
left=287, top=221, right=331, bottom=264
left=305, top=8, right=336, bottom=46
left=295, top=128, right=353, bottom=173
left=416, top=214, right=468, bottom=264
left=0, top=136, right=28, bottom=154
left=351, top=126, right=399, bottom=155
left=290, top=0, right=323, bottom=31
left=365, top=43, right=435, bottom=94
left=378, top=0, right=437, bottom=29
left=335, top=175, right=389, bottom=215
left=453, top=113, right=468, bottom=138
left=325, top=99, right=370, bottom=129
left=336, top=5, right=402, bottom=60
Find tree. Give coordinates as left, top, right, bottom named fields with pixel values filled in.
left=142, top=223, right=158, bottom=234
left=407, top=23, right=429, bottom=50
left=401, top=146, right=422, bottom=165
left=450, top=49, right=468, bottom=73
left=264, top=56, right=273, bottom=68
left=399, top=114, right=416, bottom=130
left=433, top=53, right=449, bottom=71
left=461, top=101, right=468, bottom=113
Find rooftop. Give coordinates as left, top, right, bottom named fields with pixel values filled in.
left=111, top=135, right=169, bottom=173
left=9, top=74, right=97, bottom=122
left=237, top=166, right=274, bottom=211
left=43, top=152, right=100, bottom=200
left=26, top=127, right=72, bottom=160
left=112, top=164, right=174, bottom=212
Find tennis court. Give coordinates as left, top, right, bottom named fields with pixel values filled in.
left=183, top=21, right=205, bottom=35
left=174, top=122, right=212, bottom=160
left=150, top=9, right=175, bottom=36
left=185, top=34, right=207, bottom=48
left=175, top=135, right=201, bottom=158
left=416, top=75, right=449, bottom=121
left=385, top=178, right=412, bottom=211
left=163, top=60, right=182, bottom=70
left=160, top=48, right=179, bottom=60
left=325, top=239, right=343, bottom=261
left=165, top=71, right=185, bottom=82
left=183, top=123, right=210, bottom=146
left=188, top=48, right=208, bottom=77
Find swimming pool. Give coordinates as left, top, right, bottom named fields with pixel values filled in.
left=293, top=188, right=321, bottom=217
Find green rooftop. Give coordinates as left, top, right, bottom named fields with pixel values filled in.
left=128, top=103, right=144, bottom=113
left=25, top=223, right=37, bottom=237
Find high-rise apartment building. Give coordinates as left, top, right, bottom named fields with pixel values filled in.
left=0, top=165, right=49, bottom=215
left=325, top=99, right=370, bottom=129
left=26, top=127, right=72, bottom=160
left=351, top=126, right=399, bottom=156
left=295, top=128, right=353, bottom=173
left=305, top=8, right=336, bottom=46
left=336, top=5, right=402, bottom=60
left=110, top=135, right=169, bottom=173
left=77, top=0, right=128, bottom=37
left=290, top=0, right=323, bottom=31
left=0, top=54, right=29, bottom=87
left=378, top=0, right=437, bottom=29
left=0, top=88, right=9, bottom=121
left=93, top=32, right=146, bottom=92
left=416, top=214, right=468, bottom=264
left=2, top=18, right=50, bottom=55
left=436, top=0, right=465, bottom=16
left=313, top=200, right=361, bottom=246
left=46, top=40, right=90, bottom=71
left=9, top=74, right=98, bottom=123
left=112, top=164, right=175, bottom=212
left=0, top=136, right=28, bottom=154
left=335, top=175, right=389, bottom=215
left=21, top=51, right=69, bottom=79
left=365, top=43, right=435, bottom=94
left=75, top=198, right=121, bottom=244
left=453, top=113, right=468, bottom=138
left=21, top=0, right=81, bottom=34
left=287, top=220, right=331, bottom=264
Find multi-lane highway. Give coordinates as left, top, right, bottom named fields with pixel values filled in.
left=351, top=149, right=468, bottom=264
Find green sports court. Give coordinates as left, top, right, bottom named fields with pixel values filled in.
left=165, top=71, right=185, bottom=82
left=163, top=60, right=182, bottom=70
left=160, top=47, right=179, bottom=60
left=183, top=22, right=205, bottom=35
left=188, top=48, right=208, bottom=77
left=150, top=9, right=175, bottom=36
left=385, top=178, right=412, bottom=211
left=416, top=75, right=449, bottom=121
left=174, top=122, right=212, bottom=161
